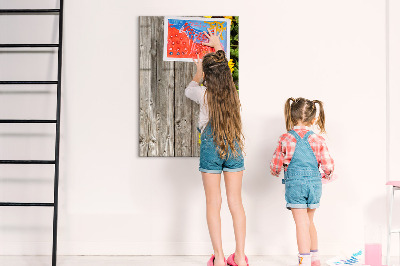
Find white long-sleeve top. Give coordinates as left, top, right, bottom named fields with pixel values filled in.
left=184, top=81, right=209, bottom=132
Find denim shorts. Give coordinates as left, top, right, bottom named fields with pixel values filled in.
left=285, top=178, right=322, bottom=209
left=199, top=126, right=245, bottom=174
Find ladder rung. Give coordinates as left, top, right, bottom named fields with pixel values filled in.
left=0, top=202, right=54, bottom=207
left=0, top=9, right=60, bottom=14
left=0, top=44, right=59, bottom=48
left=391, top=229, right=400, bottom=233
left=0, top=160, right=55, bottom=164
left=0, top=119, right=56, bottom=123
left=0, top=81, right=58, bottom=84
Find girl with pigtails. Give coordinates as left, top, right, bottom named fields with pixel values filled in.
left=270, top=98, right=335, bottom=266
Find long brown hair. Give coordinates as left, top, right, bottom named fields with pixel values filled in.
left=284, top=97, right=326, bottom=133
left=202, top=50, right=244, bottom=158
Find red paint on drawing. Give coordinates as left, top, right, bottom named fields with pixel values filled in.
left=167, top=25, right=214, bottom=59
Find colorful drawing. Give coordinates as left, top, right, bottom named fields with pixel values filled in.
left=163, top=16, right=231, bottom=62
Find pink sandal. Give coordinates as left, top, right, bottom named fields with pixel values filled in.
left=207, top=254, right=227, bottom=266
left=227, top=253, right=249, bottom=266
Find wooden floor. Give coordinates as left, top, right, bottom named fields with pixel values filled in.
left=0, top=255, right=330, bottom=266
left=0, top=255, right=310, bottom=266
left=0, top=255, right=396, bottom=266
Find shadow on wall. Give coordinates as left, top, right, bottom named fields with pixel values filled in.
left=242, top=114, right=292, bottom=254
left=364, top=194, right=387, bottom=245
left=163, top=158, right=204, bottom=253
left=365, top=195, right=386, bottom=227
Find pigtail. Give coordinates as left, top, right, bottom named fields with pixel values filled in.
left=284, top=98, right=295, bottom=131
left=313, top=100, right=326, bottom=133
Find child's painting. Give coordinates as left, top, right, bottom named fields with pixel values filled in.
left=163, top=16, right=231, bottom=62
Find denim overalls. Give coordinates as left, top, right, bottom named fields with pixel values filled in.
left=199, top=124, right=245, bottom=174
left=283, top=130, right=322, bottom=210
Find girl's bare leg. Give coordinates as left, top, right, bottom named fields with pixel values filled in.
left=307, top=209, right=318, bottom=251
left=224, top=171, right=247, bottom=266
left=202, top=172, right=225, bottom=266
left=291, top=208, right=311, bottom=254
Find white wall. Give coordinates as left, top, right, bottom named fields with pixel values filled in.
left=388, top=0, right=400, bottom=257
left=0, top=0, right=390, bottom=257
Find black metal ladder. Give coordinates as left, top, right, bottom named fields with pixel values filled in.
left=0, top=2, right=64, bottom=266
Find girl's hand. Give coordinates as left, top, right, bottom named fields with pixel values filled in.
left=194, top=54, right=202, bottom=72
left=192, top=54, right=203, bottom=83
left=270, top=169, right=278, bottom=177
left=202, top=28, right=223, bottom=51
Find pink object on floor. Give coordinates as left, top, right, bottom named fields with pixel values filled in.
left=321, top=173, right=338, bottom=184
left=207, top=254, right=227, bottom=266
left=386, top=181, right=400, bottom=187
left=365, top=243, right=382, bottom=266
left=227, top=253, right=249, bottom=266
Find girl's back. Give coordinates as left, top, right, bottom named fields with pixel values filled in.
left=270, top=126, right=334, bottom=179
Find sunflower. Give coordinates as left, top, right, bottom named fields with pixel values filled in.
left=228, top=59, right=235, bottom=72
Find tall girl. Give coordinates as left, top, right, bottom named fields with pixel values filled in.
left=185, top=29, right=248, bottom=266
left=270, top=98, right=335, bottom=266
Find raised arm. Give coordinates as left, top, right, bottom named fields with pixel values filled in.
left=192, top=54, right=202, bottom=83
left=185, top=55, right=206, bottom=103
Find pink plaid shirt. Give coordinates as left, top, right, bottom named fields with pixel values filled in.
left=270, top=126, right=334, bottom=179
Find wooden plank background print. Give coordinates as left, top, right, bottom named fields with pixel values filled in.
left=139, top=16, right=200, bottom=157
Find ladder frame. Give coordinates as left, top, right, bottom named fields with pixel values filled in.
left=0, top=2, right=64, bottom=265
